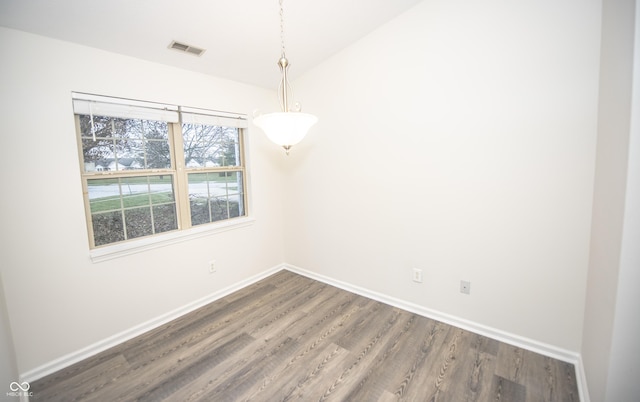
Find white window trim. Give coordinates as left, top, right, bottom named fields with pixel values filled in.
left=89, top=216, right=255, bottom=263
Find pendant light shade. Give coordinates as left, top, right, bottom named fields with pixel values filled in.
left=254, top=112, right=317, bottom=153
left=254, top=0, right=317, bottom=155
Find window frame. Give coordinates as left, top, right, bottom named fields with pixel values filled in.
left=177, top=112, right=248, bottom=229
left=72, top=92, right=253, bottom=261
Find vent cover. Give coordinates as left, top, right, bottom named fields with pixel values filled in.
left=168, top=41, right=206, bottom=57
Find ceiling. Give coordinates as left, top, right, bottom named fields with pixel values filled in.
left=0, top=0, right=423, bottom=89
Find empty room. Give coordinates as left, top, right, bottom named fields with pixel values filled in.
left=0, top=0, right=639, bottom=401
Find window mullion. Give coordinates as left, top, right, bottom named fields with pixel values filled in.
left=170, top=121, right=191, bottom=230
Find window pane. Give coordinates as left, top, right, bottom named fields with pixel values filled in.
left=79, top=115, right=170, bottom=172
left=87, top=177, right=119, bottom=213
left=182, top=123, right=240, bottom=167
left=125, top=207, right=152, bottom=239
left=153, top=204, right=177, bottom=234
left=87, top=175, right=177, bottom=246
left=188, top=171, right=244, bottom=226
left=92, top=210, right=125, bottom=247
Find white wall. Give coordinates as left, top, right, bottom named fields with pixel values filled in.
left=583, top=0, right=640, bottom=400
left=581, top=0, right=635, bottom=400
left=0, top=273, right=19, bottom=393
left=0, top=27, right=288, bottom=375
left=286, top=0, right=601, bottom=352
left=605, top=62, right=640, bottom=400
left=605, top=30, right=640, bottom=399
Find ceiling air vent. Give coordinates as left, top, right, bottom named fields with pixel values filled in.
left=168, top=40, right=206, bottom=57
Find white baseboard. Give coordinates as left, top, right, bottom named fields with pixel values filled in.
left=575, top=355, right=591, bottom=402
left=20, top=264, right=283, bottom=384
left=283, top=263, right=590, bottom=402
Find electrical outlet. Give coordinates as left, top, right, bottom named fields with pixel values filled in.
left=412, top=268, right=423, bottom=283
left=209, top=260, right=217, bottom=274
left=460, top=280, right=470, bottom=295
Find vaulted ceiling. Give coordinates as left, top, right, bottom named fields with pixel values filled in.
left=0, top=0, right=423, bottom=89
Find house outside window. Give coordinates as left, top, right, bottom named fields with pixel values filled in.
left=73, top=93, right=248, bottom=249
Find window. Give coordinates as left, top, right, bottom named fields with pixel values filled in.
left=73, top=93, right=248, bottom=249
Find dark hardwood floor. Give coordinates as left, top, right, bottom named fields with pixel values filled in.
left=31, top=270, right=579, bottom=401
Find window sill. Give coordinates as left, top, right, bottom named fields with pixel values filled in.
left=89, top=216, right=255, bottom=263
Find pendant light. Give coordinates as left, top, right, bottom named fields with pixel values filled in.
left=253, top=0, right=318, bottom=155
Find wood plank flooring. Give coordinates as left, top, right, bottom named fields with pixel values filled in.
left=30, top=270, right=579, bottom=401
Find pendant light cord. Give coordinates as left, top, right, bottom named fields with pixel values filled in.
left=277, top=0, right=295, bottom=112
left=279, top=0, right=286, bottom=57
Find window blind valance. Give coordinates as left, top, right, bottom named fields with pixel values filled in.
left=71, top=92, right=248, bottom=128
left=180, top=108, right=248, bottom=129
left=72, top=93, right=179, bottom=123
